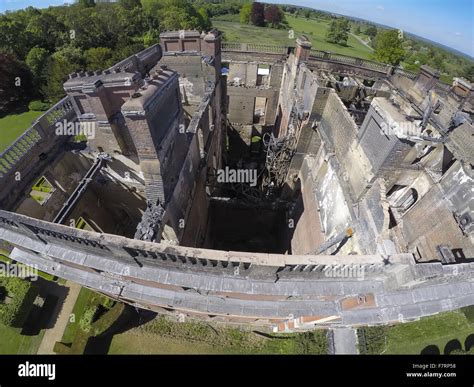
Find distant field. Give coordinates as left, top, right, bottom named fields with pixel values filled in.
left=213, top=14, right=374, bottom=60
left=0, top=110, right=43, bottom=153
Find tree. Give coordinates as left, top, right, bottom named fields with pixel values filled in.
left=197, top=7, right=212, bottom=31
left=41, top=52, right=77, bottom=102
left=76, top=0, right=95, bottom=7
left=264, top=5, right=283, bottom=28
left=0, top=52, right=33, bottom=114
left=0, top=15, right=32, bottom=59
left=462, top=64, right=474, bottom=82
left=365, top=25, right=378, bottom=39
left=26, top=11, right=68, bottom=52
left=119, top=0, right=142, bottom=10
left=239, top=3, right=251, bottom=24
left=326, top=18, right=350, bottom=46
left=85, top=47, right=114, bottom=70
left=26, top=47, right=50, bottom=89
left=374, top=29, right=405, bottom=65
left=250, top=2, right=265, bottom=27
left=140, top=0, right=164, bottom=15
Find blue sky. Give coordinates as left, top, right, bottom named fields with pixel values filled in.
left=1, top=0, right=473, bottom=56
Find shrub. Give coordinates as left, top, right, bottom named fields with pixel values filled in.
left=74, top=134, right=88, bottom=143
left=100, top=296, right=115, bottom=309
left=91, top=303, right=124, bottom=336
left=358, top=326, right=389, bottom=354
left=0, top=277, right=39, bottom=327
left=461, top=306, right=474, bottom=323
left=28, top=100, right=51, bottom=111
left=53, top=341, right=72, bottom=354
left=79, top=306, right=96, bottom=333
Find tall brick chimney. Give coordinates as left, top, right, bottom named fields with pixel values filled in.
left=295, top=35, right=312, bottom=64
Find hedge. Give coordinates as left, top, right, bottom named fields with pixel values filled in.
left=461, top=306, right=474, bottom=324
left=91, top=302, right=124, bottom=336
left=28, top=100, right=51, bottom=112
left=0, top=277, right=39, bottom=327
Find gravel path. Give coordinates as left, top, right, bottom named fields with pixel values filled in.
left=37, top=282, right=81, bottom=355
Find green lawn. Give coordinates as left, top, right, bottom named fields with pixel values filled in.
left=0, top=323, right=45, bottom=354
left=61, top=287, right=95, bottom=344
left=109, top=331, right=233, bottom=354
left=213, top=15, right=374, bottom=60
left=0, top=110, right=43, bottom=152
left=0, top=249, right=45, bottom=354
left=359, top=310, right=474, bottom=355
left=109, top=330, right=327, bottom=354
left=109, top=316, right=327, bottom=354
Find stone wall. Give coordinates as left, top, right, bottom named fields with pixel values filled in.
left=1, top=209, right=473, bottom=328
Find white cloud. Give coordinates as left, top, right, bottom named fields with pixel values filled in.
left=376, top=5, right=385, bottom=11
left=454, top=32, right=462, bottom=36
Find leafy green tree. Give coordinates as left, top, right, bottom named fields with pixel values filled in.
left=119, top=0, right=142, bottom=10
left=141, top=0, right=164, bottom=15
left=26, top=11, right=68, bottom=52
left=41, top=52, right=77, bottom=102
left=365, top=25, right=378, bottom=39
left=326, top=18, right=350, bottom=46
left=54, top=45, right=84, bottom=68
left=161, top=2, right=209, bottom=31
left=197, top=7, right=212, bottom=31
left=26, top=47, right=50, bottom=89
left=0, top=15, right=32, bottom=59
left=0, top=52, right=33, bottom=113
left=239, top=3, right=251, bottom=24
left=85, top=47, right=114, bottom=70
left=374, top=29, right=405, bottom=65
left=142, top=30, right=160, bottom=47
left=76, top=0, right=96, bottom=7
left=462, top=64, right=474, bottom=82
left=111, top=43, right=145, bottom=63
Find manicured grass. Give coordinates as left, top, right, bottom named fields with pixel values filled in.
left=0, top=110, right=43, bottom=152
left=109, top=316, right=328, bottom=354
left=61, top=287, right=95, bottom=344
left=0, top=323, right=45, bottom=354
left=0, top=249, right=46, bottom=353
left=359, top=310, right=474, bottom=354
left=213, top=14, right=374, bottom=60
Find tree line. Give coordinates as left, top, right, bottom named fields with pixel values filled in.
left=1, top=0, right=472, bottom=116
left=0, top=0, right=213, bottom=115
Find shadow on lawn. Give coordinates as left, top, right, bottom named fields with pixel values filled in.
left=83, top=305, right=156, bottom=354
left=420, top=334, right=474, bottom=355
